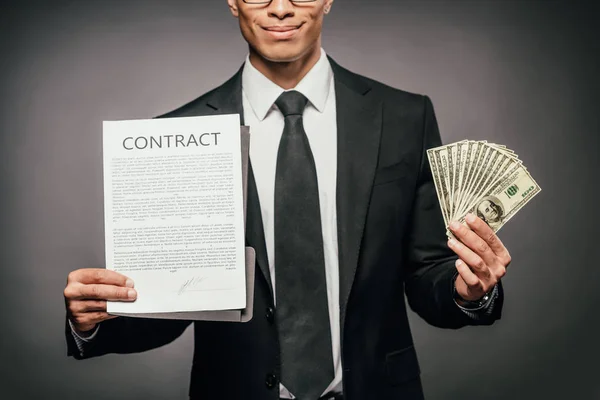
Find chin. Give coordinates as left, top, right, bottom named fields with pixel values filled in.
left=258, top=45, right=308, bottom=63
left=252, top=31, right=321, bottom=62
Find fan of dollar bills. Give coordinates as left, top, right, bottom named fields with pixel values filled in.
left=427, top=140, right=541, bottom=236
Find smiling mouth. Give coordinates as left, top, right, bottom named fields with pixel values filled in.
left=262, top=23, right=304, bottom=39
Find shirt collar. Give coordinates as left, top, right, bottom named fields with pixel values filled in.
left=242, top=47, right=333, bottom=121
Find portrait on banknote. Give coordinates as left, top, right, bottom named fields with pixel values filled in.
left=475, top=196, right=504, bottom=230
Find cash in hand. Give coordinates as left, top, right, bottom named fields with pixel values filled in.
left=426, top=140, right=541, bottom=237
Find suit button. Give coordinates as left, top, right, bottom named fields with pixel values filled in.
left=265, top=307, right=275, bottom=323
left=265, top=373, right=277, bottom=389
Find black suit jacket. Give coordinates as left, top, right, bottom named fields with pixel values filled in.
left=66, top=57, right=503, bottom=400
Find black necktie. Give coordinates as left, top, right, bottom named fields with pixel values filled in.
left=274, top=91, right=334, bottom=399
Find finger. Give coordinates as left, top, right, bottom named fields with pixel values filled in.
left=455, top=259, right=480, bottom=288
left=455, top=259, right=484, bottom=300
left=464, top=213, right=511, bottom=264
left=70, top=300, right=107, bottom=314
left=449, top=220, right=496, bottom=266
left=73, top=283, right=137, bottom=301
left=72, top=311, right=118, bottom=329
left=88, top=311, right=118, bottom=323
left=447, top=237, right=493, bottom=282
left=68, top=269, right=134, bottom=288
left=491, top=264, right=507, bottom=281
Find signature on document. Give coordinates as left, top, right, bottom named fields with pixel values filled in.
left=177, top=276, right=207, bottom=295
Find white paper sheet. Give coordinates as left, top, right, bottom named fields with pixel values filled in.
left=102, top=114, right=246, bottom=314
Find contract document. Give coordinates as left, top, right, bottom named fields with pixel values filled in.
left=103, top=114, right=247, bottom=317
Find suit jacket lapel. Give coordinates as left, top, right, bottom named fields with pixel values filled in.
left=205, top=66, right=274, bottom=298
left=330, top=58, right=383, bottom=333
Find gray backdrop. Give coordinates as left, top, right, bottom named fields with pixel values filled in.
left=1, top=0, right=598, bottom=399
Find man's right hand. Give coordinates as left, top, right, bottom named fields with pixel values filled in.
left=64, top=269, right=137, bottom=333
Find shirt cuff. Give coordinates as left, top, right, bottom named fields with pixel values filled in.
left=68, top=319, right=100, bottom=355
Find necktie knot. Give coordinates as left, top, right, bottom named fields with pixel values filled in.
left=275, top=90, right=308, bottom=117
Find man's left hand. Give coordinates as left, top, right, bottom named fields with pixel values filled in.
left=447, top=213, right=512, bottom=301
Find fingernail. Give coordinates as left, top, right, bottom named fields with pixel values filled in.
left=125, top=279, right=134, bottom=288
left=448, top=238, right=457, bottom=247
left=128, top=289, right=137, bottom=299
left=466, top=213, right=476, bottom=223
left=455, top=259, right=462, bottom=267
left=450, top=221, right=460, bottom=231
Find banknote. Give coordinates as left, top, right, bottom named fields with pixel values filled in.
left=427, top=141, right=540, bottom=237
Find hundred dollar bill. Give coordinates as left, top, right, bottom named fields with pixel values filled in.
left=459, top=152, right=512, bottom=218
left=455, top=144, right=494, bottom=220
left=427, top=148, right=449, bottom=225
left=429, top=147, right=452, bottom=223
left=456, top=164, right=541, bottom=232
left=429, top=140, right=539, bottom=238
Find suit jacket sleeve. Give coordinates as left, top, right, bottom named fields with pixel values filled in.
left=65, top=316, right=191, bottom=360
left=403, top=95, right=503, bottom=329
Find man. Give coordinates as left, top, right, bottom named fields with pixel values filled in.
left=64, top=1, right=511, bottom=399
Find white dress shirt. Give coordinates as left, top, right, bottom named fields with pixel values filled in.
left=243, top=48, right=342, bottom=398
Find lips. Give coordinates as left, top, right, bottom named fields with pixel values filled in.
left=264, top=25, right=301, bottom=32
left=262, top=23, right=303, bottom=39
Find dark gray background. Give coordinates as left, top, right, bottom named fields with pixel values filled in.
left=1, top=0, right=598, bottom=399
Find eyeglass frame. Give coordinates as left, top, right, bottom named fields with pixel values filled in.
left=242, top=0, right=318, bottom=5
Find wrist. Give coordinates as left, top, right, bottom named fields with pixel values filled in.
left=453, top=282, right=496, bottom=311
left=68, top=319, right=98, bottom=340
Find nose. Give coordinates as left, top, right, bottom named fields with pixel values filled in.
left=267, top=0, right=295, bottom=20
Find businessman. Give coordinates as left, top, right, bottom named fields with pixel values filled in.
left=64, top=1, right=511, bottom=399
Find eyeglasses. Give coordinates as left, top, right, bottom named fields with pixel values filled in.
left=242, top=0, right=318, bottom=4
